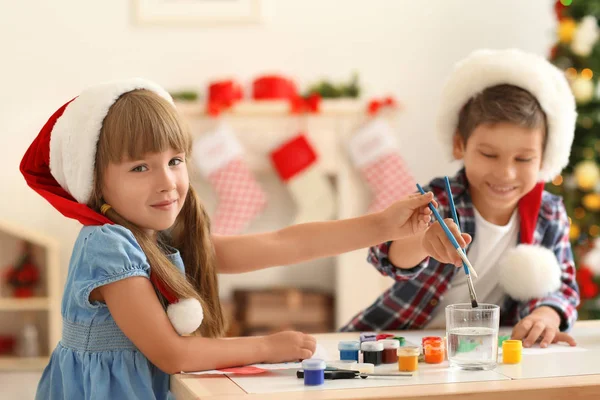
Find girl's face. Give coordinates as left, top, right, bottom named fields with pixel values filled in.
left=102, top=148, right=189, bottom=236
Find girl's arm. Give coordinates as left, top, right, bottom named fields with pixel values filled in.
left=213, top=193, right=434, bottom=273
left=99, top=277, right=316, bottom=374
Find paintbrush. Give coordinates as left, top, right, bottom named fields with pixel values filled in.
left=443, top=177, right=479, bottom=308
left=416, top=184, right=478, bottom=279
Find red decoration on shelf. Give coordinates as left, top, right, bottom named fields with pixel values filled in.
left=367, top=96, right=399, bottom=116
left=206, top=80, right=244, bottom=117
left=0, top=335, right=16, bottom=355
left=290, top=93, right=321, bottom=114
left=252, top=75, right=298, bottom=100
left=3, top=241, right=40, bottom=298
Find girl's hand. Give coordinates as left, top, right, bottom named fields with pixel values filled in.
left=511, top=306, right=577, bottom=348
left=260, top=331, right=316, bottom=363
left=421, top=218, right=471, bottom=266
left=381, top=192, right=436, bottom=239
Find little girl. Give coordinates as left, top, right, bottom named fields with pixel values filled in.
left=20, top=78, right=439, bottom=399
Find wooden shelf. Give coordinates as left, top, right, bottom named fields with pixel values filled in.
left=0, top=298, right=50, bottom=311
left=175, top=98, right=367, bottom=117
left=0, top=356, right=49, bottom=371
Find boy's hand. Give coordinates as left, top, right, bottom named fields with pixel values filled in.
left=511, top=306, right=577, bottom=348
left=382, top=192, right=435, bottom=239
left=421, top=219, right=471, bottom=266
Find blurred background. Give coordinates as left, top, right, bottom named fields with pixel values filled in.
left=3, top=0, right=600, bottom=398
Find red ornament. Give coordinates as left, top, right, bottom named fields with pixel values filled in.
left=3, top=241, right=40, bottom=298
left=554, top=0, right=567, bottom=21
left=367, top=96, right=399, bottom=116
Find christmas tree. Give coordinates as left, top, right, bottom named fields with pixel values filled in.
left=548, top=0, right=600, bottom=319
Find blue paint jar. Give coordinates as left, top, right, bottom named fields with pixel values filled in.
left=302, top=359, right=326, bottom=386
left=338, top=341, right=360, bottom=362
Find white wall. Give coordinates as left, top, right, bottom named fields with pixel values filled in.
left=0, top=0, right=555, bottom=302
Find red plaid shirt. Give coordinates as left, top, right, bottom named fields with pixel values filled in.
left=341, top=170, right=580, bottom=332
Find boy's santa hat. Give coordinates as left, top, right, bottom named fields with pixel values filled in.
left=436, top=49, right=576, bottom=301
left=20, top=78, right=203, bottom=335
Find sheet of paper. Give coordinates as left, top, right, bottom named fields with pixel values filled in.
left=183, top=343, right=329, bottom=375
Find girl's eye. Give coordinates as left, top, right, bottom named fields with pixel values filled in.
left=131, top=165, right=148, bottom=172
left=480, top=152, right=497, bottom=158
left=516, top=158, right=533, bottom=163
left=169, top=158, right=184, bottom=166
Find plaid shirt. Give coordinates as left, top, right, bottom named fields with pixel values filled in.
left=341, top=169, right=580, bottom=332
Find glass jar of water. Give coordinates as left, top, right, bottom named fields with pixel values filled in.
left=445, top=304, right=500, bottom=370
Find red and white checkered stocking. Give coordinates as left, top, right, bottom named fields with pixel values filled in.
left=193, top=123, right=267, bottom=235
left=348, top=118, right=415, bottom=213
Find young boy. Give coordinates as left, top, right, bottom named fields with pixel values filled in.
left=343, top=49, right=580, bottom=349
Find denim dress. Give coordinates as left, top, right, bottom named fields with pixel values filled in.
left=36, top=224, right=181, bottom=399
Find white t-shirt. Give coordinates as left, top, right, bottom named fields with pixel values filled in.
left=427, top=207, right=520, bottom=329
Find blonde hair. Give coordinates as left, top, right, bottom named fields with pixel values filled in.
left=89, top=89, right=225, bottom=337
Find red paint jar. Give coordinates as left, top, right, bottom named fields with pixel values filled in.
left=378, top=339, right=400, bottom=364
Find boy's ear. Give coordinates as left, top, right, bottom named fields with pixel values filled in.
left=452, top=133, right=465, bottom=160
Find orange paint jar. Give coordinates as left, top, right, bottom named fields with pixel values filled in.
left=397, top=346, right=420, bottom=372
left=424, top=340, right=445, bottom=364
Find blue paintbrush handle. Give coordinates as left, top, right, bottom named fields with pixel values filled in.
left=416, top=184, right=461, bottom=250
left=444, top=177, right=470, bottom=276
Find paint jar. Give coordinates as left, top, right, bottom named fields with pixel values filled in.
left=393, top=336, right=406, bottom=346
left=326, top=360, right=358, bottom=371
left=422, top=336, right=443, bottom=348
left=301, top=359, right=326, bottom=386
left=397, top=346, right=420, bottom=372
left=376, top=333, right=394, bottom=341
left=502, top=340, right=522, bottom=364
left=361, top=341, right=383, bottom=366
left=360, top=332, right=377, bottom=343
left=338, top=341, right=360, bottom=362
left=378, top=339, right=399, bottom=364
left=424, top=339, right=445, bottom=364
left=354, top=362, right=375, bottom=374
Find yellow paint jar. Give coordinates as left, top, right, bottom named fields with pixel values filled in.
left=502, top=340, right=522, bottom=364
left=397, top=346, right=420, bottom=372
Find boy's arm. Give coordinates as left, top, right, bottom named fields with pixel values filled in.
left=213, top=212, right=394, bottom=273
left=518, top=201, right=580, bottom=331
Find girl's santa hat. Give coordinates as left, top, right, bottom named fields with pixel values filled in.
left=20, top=78, right=203, bottom=335
left=436, top=49, right=577, bottom=301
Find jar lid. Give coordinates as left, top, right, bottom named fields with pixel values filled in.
left=326, top=360, right=358, bottom=370
left=397, top=345, right=420, bottom=357
left=422, top=336, right=442, bottom=345
left=378, top=339, right=400, bottom=349
left=361, top=341, right=384, bottom=352
left=302, top=359, right=326, bottom=371
left=360, top=332, right=377, bottom=342
left=338, top=340, right=360, bottom=351
left=502, top=340, right=523, bottom=351
left=354, top=363, right=375, bottom=374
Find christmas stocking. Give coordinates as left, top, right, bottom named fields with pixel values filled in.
left=270, top=134, right=336, bottom=224
left=192, top=123, right=267, bottom=235
left=348, top=118, right=415, bottom=213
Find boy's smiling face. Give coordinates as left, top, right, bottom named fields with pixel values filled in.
left=453, top=122, right=545, bottom=224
